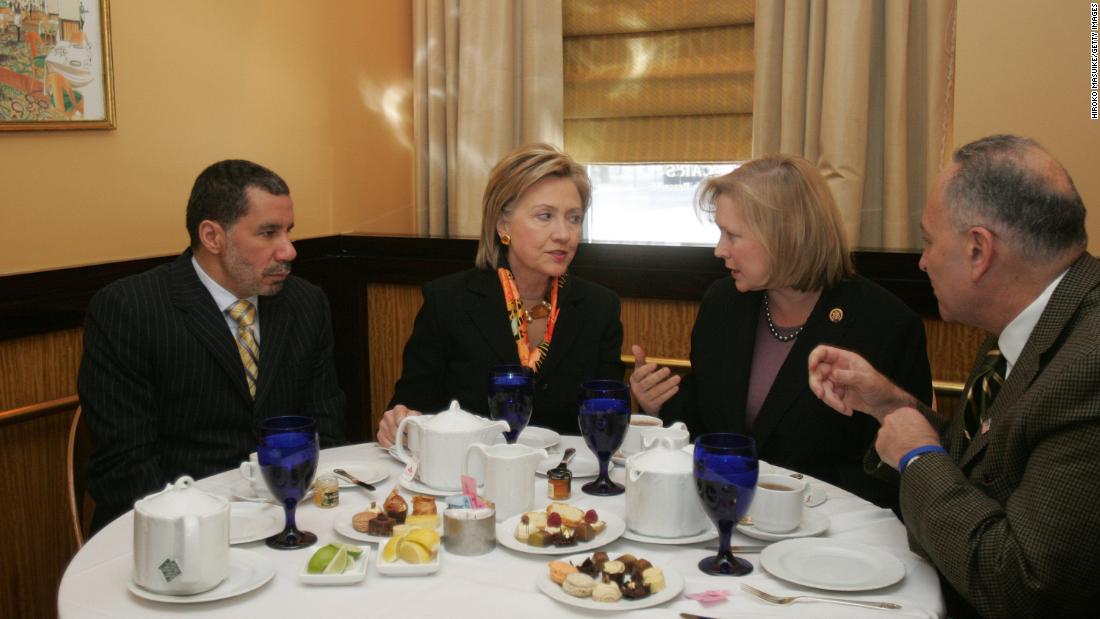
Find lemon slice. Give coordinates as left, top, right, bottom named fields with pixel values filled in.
left=382, top=534, right=404, bottom=563
left=323, top=545, right=350, bottom=574
left=397, top=539, right=431, bottom=564
left=404, top=527, right=440, bottom=554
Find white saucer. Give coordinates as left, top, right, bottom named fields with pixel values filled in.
left=496, top=510, right=625, bottom=555
left=299, top=545, right=369, bottom=585
left=127, top=548, right=275, bottom=603
left=397, top=475, right=463, bottom=497
left=761, top=538, right=906, bottom=591
left=737, top=510, right=830, bottom=541
left=230, top=479, right=312, bottom=504
left=622, top=526, right=718, bottom=545
left=536, top=453, right=601, bottom=478
left=536, top=552, right=685, bottom=611
left=229, top=502, right=283, bottom=544
left=317, top=463, right=389, bottom=488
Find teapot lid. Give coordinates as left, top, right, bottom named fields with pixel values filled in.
left=429, top=400, right=496, bottom=431
left=628, top=439, right=692, bottom=474
left=137, top=476, right=226, bottom=518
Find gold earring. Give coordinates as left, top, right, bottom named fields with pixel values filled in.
left=500, top=233, right=511, bottom=246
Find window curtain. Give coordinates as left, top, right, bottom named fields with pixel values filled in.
left=413, top=0, right=565, bottom=237
left=563, top=0, right=755, bottom=163
left=754, top=0, right=956, bottom=250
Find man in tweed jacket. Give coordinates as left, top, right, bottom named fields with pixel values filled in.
left=808, top=135, right=1100, bottom=618
left=79, top=160, right=346, bottom=532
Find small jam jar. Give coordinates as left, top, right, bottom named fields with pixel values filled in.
left=314, top=473, right=339, bottom=508
left=547, top=468, right=572, bottom=500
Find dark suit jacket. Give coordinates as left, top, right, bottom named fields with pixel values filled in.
left=899, top=253, right=1100, bottom=618
left=666, top=275, right=932, bottom=508
left=389, top=268, right=624, bottom=436
left=78, top=250, right=346, bottom=532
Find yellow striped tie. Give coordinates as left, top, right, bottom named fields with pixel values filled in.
left=228, top=300, right=259, bottom=398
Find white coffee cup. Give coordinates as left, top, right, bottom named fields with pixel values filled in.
left=238, top=452, right=265, bottom=494
left=749, top=474, right=807, bottom=533
left=620, top=414, right=664, bottom=457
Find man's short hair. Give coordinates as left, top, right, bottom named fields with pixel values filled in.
left=947, top=135, right=1087, bottom=260
left=186, top=160, right=290, bottom=248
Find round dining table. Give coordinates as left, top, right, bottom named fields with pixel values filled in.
left=59, top=436, right=945, bottom=618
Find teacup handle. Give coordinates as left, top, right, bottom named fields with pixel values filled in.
left=392, top=416, right=421, bottom=464
left=463, top=443, right=489, bottom=480
left=238, top=460, right=254, bottom=481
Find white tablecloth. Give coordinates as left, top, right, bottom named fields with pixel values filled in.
left=58, top=437, right=945, bottom=618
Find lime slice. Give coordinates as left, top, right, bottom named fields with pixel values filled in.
left=307, top=544, right=338, bottom=574
left=323, top=545, right=350, bottom=574
left=336, top=542, right=364, bottom=558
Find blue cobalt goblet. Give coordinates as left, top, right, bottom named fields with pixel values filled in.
left=578, top=379, right=631, bottom=496
left=488, top=364, right=535, bottom=444
left=694, top=433, right=759, bottom=575
left=258, top=416, right=319, bottom=549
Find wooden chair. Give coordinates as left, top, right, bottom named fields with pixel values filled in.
left=66, top=405, right=95, bottom=547
left=0, top=395, right=82, bottom=619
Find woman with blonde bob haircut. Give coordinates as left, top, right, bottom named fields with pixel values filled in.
left=631, top=154, right=931, bottom=508
left=378, top=143, right=623, bottom=447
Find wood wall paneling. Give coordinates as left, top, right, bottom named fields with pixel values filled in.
left=367, top=284, right=424, bottom=434
left=0, top=329, right=83, bottom=411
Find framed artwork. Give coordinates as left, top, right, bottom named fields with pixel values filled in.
left=0, top=0, right=115, bottom=130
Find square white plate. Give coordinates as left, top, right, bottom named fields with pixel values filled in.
left=375, top=550, right=440, bottom=576
left=298, top=546, right=370, bottom=585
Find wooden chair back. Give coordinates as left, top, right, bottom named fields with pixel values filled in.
left=66, top=405, right=94, bottom=546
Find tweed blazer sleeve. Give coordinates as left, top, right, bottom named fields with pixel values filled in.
left=898, top=256, right=1100, bottom=618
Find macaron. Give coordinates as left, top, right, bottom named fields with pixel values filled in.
left=562, top=572, right=596, bottom=597
left=548, top=560, right=578, bottom=585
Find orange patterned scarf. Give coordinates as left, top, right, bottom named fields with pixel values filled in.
left=497, top=268, right=564, bottom=372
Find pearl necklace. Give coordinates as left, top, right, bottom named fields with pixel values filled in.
left=763, top=293, right=804, bottom=342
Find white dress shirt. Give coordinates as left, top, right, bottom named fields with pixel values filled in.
left=192, top=256, right=261, bottom=343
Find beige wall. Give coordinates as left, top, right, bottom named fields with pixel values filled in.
left=0, top=0, right=414, bottom=275
left=955, top=0, right=1100, bottom=248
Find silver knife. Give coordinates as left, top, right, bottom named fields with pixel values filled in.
left=333, top=468, right=376, bottom=492
left=681, top=613, right=720, bottom=619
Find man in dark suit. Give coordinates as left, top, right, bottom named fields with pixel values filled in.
left=79, top=160, right=346, bottom=533
left=808, top=135, right=1100, bottom=618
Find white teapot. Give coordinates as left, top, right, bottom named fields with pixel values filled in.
left=132, top=476, right=229, bottom=595
left=625, top=437, right=711, bottom=538
left=394, top=400, right=510, bottom=491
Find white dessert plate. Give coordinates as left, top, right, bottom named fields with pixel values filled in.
left=386, top=445, right=408, bottom=464
left=230, top=479, right=312, bottom=504
left=760, top=538, right=906, bottom=591
left=317, top=463, right=389, bottom=488
left=535, top=552, right=684, bottom=611
left=375, top=551, right=440, bottom=576
left=332, top=503, right=445, bottom=544
left=536, top=453, right=600, bottom=478
left=737, top=510, right=830, bottom=542
left=229, top=502, right=283, bottom=544
left=496, top=510, right=625, bottom=555
left=126, top=548, right=275, bottom=603
left=298, top=545, right=369, bottom=585
left=622, top=526, right=718, bottom=545
left=515, top=426, right=562, bottom=449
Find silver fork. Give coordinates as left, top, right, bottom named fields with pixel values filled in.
left=741, top=583, right=902, bottom=611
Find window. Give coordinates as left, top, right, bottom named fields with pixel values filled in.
left=563, top=0, right=754, bottom=244
left=584, top=163, right=736, bottom=244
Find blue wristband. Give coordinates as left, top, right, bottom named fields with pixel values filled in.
left=898, top=445, right=947, bottom=474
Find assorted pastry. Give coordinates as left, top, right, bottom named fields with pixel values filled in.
left=352, top=488, right=440, bottom=537
left=548, top=552, right=665, bottom=602
left=514, top=503, right=606, bottom=548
